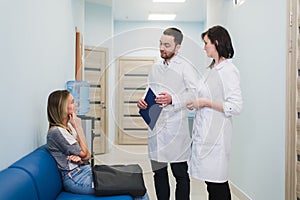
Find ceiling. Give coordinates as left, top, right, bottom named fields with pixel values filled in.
left=86, top=0, right=206, bottom=22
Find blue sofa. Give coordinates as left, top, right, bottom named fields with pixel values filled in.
left=0, top=145, right=133, bottom=200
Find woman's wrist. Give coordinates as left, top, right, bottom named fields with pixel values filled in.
left=206, top=99, right=212, bottom=108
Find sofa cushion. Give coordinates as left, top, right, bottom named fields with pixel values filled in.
left=9, top=145, right=62, bottom=200
left=0, top=168, right=38, bottom=200
left=57, top=192, right=133, bottom=200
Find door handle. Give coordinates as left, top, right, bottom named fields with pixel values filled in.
left=101, top=102, right=106, bottom=109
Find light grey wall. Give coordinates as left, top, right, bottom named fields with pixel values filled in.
left=207, top=0, right=286, bottom=199
left=0, top=0, right=84, bottom=170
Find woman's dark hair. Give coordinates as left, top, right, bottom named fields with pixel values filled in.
left=163, top=27, right=183, bottom=45
left=201, top=25, right=234, bottom=59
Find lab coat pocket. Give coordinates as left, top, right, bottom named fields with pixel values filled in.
left=203, top=109, right=225, bottom=144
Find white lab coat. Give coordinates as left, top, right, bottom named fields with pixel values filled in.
left=189, top=59, right=242, bottom=182
left=147, top=55, right=198, bottom=162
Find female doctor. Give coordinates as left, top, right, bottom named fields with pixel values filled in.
left=186, top=25, right=243, bottom=200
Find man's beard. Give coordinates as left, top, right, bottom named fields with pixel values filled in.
left=160, top=50, right=175, bottom=60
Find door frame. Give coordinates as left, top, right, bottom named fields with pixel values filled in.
left=286, top=0, right=297, bottom=199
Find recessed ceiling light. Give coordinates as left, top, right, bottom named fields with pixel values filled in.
left=153, top=0, right=186, bottom=2
left=148, top=14, right=176, bottom=21
left=233, top=0, right=245, bottom=6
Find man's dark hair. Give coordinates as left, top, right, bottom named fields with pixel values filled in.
left=163, top=27, right=183, bottom=45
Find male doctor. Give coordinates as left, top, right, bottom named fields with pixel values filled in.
left=137, top=27, right=198, bottom=200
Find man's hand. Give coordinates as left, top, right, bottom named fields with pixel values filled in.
left=156, top=92, right=172, bottom=107
left=137, top=98, right=147, bottom=109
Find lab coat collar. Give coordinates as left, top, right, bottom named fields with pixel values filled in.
left=161, top=54, right=182, bottom=66
left=215, top=59, right=232, bottom=70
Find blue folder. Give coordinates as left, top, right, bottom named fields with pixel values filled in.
left=139, top=88, right=162, bottom=130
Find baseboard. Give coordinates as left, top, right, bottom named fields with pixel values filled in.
left=230, top=181, right=252, bottom=200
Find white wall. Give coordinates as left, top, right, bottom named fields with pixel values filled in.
left=207, top=0, right=286, bottom=199
left=0, top=0, right=84, bottom=170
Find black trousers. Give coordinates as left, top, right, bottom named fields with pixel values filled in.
left=151, top=160, right=190, bottom=200
left=205, top=181, right=231, bottom=200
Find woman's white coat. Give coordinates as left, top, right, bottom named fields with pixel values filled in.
left=189, top=59, right=242, bottom=182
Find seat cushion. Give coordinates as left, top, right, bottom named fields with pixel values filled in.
left=57, top=192, right=133, bottom=200
left=9, top=145, right=62, bottom=200
left=0, top=168, right=38, bottom=200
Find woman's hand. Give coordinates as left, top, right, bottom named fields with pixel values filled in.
left=67, top=155, right=83, bottom=164
left=186, top=98, right=210, bottom=110
left=186, top=100, right=195, bottom=110
left=186, top=98, right=225, bottom=113
left=69, top=112, right=82, bottom=129
left=69, top=112, right=76, bottom=128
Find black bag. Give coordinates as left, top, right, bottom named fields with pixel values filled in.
left=92, top=164, right=146, bottom=197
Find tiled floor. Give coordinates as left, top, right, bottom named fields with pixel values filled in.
left=94, top=145, right=240, bottom=200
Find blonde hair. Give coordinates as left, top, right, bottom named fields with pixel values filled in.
left=47, top=90, right=71, bottom=132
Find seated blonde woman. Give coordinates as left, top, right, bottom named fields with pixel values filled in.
left=46, top=90, right=149, bottom=199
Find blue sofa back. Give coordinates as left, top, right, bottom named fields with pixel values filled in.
left=9, top=145, right=62, bottom=200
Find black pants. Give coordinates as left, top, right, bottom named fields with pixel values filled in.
left=151, top=160, right=190, bottom=200
left=205, top=181, right=231, bottom=200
